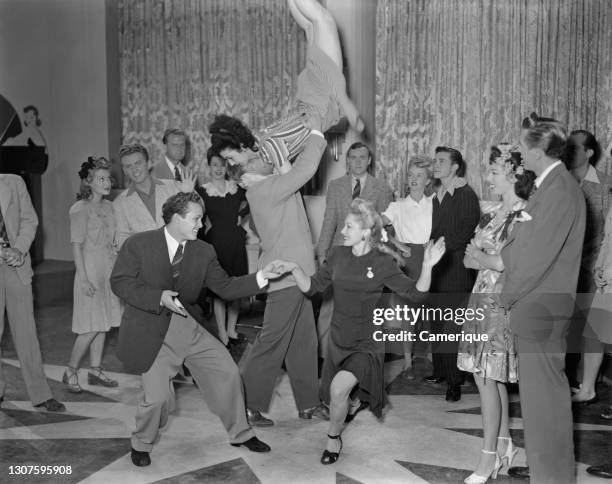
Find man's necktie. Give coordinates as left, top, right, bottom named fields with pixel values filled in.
left=352, top=178, right=361, bottom=199
left=0, top=207, right=9, bottom=247
left=172, top=244, right=184, bottom=286
left=174, top=166, right=182, bottom=182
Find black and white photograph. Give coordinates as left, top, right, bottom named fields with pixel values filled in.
left=1, top=0, right=611, bottom=482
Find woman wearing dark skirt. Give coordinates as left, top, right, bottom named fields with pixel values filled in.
left=279, top=199, right=445, bottom=465
left=427, top=146, right=481, bottom=401
left=196, top=149, right=248, bottom=345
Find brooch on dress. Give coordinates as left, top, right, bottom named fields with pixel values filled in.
left=366, top=267, right=374, bottom=279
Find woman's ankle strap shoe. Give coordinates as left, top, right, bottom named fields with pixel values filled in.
left=464, top=450, right=502, bottom=484
left=88, top=367, right=118, bottom=387
left=497, top=436, right=518, bottom=470
left=62, top=367, right=82, bottom=393
left=321, top=434, right=343, bottom=465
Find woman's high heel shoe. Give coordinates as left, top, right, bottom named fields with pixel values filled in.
left=62, top=367, right=82, bottom=393
left=88, top=367, right=118, bottom=387
left=345, top=399, right=368, bottom=423
left=464, top=449, right=502, bottom=484
left=320, top=434, right=343, bottom=465
left=571, top=392, right=598, bottom=406
left=497, top=436, right=518, bottom=471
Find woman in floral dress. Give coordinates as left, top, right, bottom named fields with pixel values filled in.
left=458, top=145, right=535, bottom=483
left=63, top=158, right=121, bottom=393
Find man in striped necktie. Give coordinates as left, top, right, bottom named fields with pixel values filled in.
left=111, top=192, right=288, bottom=467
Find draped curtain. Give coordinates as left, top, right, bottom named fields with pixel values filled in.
left=119, top=0, right=306, bottom=177
left=375, top=0, right=612, bottom=198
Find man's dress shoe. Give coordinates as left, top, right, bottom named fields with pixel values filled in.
left=230, top=436, right=271, bottom=453
left=423, top=375, right=445, bottom=384
left=246, top=409, right=274, bottom=427
left=508, top=466, right=530, bottom=479
left=130, top=448, right=151, bottom=467
left=34, top=398, right=66, bottom=412
left=587, top=463, right=612, bottom=479
left=445, top=384, right=461, bottom=402
left=299, top=403, right=330, bottom=420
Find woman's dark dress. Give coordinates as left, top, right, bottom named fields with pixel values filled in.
left=307, top=246, right=427, bottom=417
left=196, top=182, right=248, bottom=277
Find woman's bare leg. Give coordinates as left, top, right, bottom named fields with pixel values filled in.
left=572, top=349, right=604, bottom=401
left=472, top=375, right=501, bottom=476
left=227, top=300, right=240, bottom=339
left=288, top=0, right=314, bottom=45
left=326, top=370, right=358, bottom=453
left=213, top=298, right=228, bottom=345
left=290, top=0, right=341, bottom=67
left=289, top=0, right=364, bottom=132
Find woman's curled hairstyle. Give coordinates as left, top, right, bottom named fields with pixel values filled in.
left=76, top=157, right=111, bottom=200
left=209, top=114, right=258, bottom=155
left=350, top=198, right=412, bottom=267
left=489, top=146, right=535, bottom=200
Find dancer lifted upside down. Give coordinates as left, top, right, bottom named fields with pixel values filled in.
left=277, top=199, right=445, bottom=465
left=209, top=0, right=363, bottom=427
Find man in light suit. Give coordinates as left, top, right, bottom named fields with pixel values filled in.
left=151, top=128, right=187, bottom=181
left=111, top=192, right=281, bottom=466
left=500, top=119, right=585, bottom=483
left=316, top=142, right=394, bottom=262
left=0, top=174, right=64, bottom=412
left=314, top=142, right=393, bottom=353
left=113, top=143, right=195, bottom=248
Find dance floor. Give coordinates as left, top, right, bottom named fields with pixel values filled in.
left=1, top=296, right=610, bottom=484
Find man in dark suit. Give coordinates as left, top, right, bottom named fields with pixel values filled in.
left=151, top=128, right=188, bottom=181
left=111, top=192, right=282, bottom=466
left=501, top=119, right=585, bottom=483
left=564, top=130, right=612, bottom=391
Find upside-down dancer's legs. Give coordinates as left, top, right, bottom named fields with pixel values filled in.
left=288, top=0, right=364, bottom=132
left=289, top=0, right=341, bottom=67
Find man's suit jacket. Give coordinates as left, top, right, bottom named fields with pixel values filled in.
left=151, top=160, right=184, bottom=180
left=316, top=173, right=393, bottom=259
left=0, top=174, right=37, bottom=285
left=430, top=184, right=480, bottom=293
left=110, top=228, right=261, bottom=374
left=112, top=178, right=179, bottom=248
left=500, top=164, right=586, bottom=340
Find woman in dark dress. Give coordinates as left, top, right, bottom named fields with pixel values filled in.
left=196, top=149, right=248, bottom=345
left=279, top=199, right=446, bottom=465
left=427, top=146, right=481, bottom=402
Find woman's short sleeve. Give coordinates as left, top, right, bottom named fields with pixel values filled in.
left=69, top=203, right=88, bottom=244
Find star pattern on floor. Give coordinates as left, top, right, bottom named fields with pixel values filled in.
left=1, top=358, right=610, bottom=483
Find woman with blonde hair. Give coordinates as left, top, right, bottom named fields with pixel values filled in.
left=279, top=198, right=445, bottom=464
left=382, top=155, right=435, bottom=377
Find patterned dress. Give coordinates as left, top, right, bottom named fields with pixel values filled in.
left=69, top=200, right=122, bottom=334
left=457, top=200, right=523, bottom=383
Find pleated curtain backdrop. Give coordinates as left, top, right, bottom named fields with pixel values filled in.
left=119, top=0, right=306, bottom=175
left=375, top=0, right=612, bottom=198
